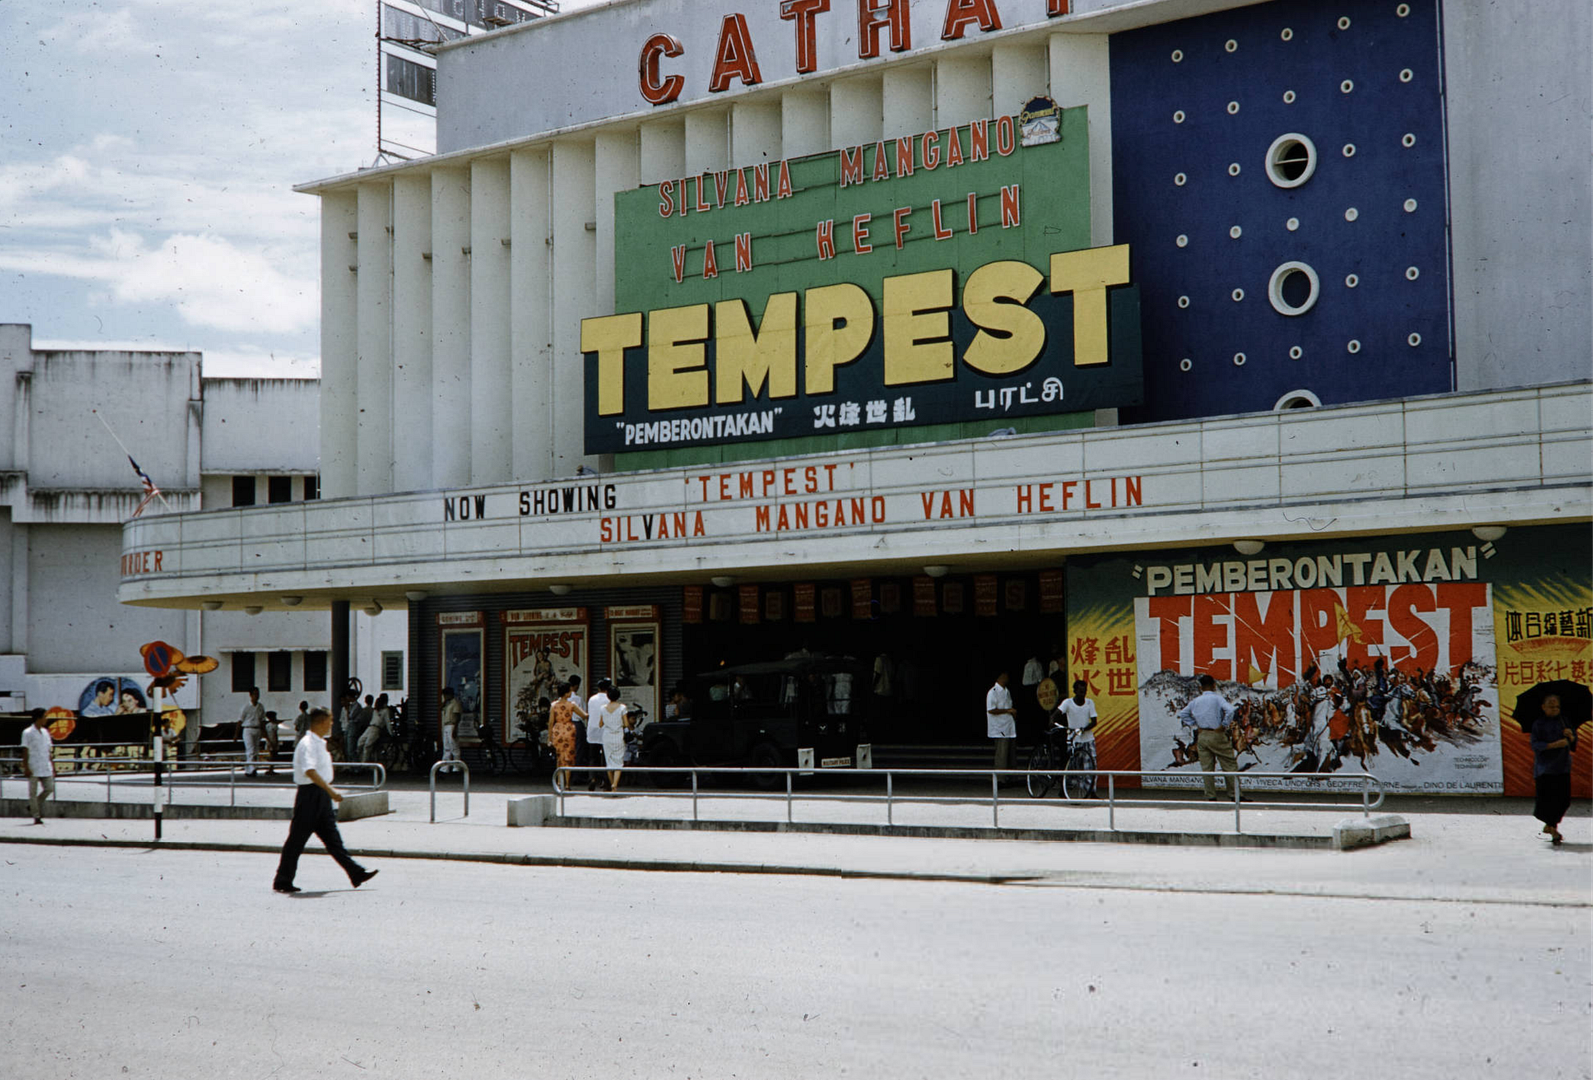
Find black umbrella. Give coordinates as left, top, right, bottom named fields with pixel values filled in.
left=1513, top=679, right=1592, bottom=734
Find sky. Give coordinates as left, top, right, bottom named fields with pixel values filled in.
left=0, top=0, right=598, bottom=378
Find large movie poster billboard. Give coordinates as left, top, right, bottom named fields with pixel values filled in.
left=503, top=608, right=589, bottom=745
left=1066, top=526, right=1591, bottom=796
left=1135, top=581, right=1500, bottom=793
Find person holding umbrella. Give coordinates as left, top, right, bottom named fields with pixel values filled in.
left=1516, top=680, right=1589, bottom=846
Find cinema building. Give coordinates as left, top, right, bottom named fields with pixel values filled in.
left=120, top=0, right=1590, bottom=796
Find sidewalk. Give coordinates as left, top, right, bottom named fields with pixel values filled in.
left=2, top=774, right=1587, bottom=907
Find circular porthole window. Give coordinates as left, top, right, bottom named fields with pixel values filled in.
left=1265, top=133, right=1317, bottom=188
left=1274, top=389, right=1322, bottom=410
left=1268, top=261, right=1320, bottom=316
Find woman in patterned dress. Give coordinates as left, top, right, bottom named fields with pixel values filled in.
left=548, top=681, right=578, bottom=789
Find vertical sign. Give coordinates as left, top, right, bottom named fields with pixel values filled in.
left=608, top=606, right=662, bottom=726
left=438, top=611, right=484, bottom=739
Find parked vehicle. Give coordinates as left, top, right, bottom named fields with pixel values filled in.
left=640, top=656, right=872, bottom=789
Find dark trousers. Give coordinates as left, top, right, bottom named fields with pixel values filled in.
left=274, top=784, right=365, bottom=888
left=1534, top=772, right=1572, bottom=827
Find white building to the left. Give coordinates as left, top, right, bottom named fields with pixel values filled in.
left=0, top=323, right=404, bottom=741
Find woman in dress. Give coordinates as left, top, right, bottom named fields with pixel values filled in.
left=597, top=686, right=631, bottom=792
left=547, top=680, right=578, bottom=789
left=1530, top=693, right=1577, bottom=845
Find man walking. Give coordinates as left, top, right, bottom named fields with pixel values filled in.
left=1177, top=674, right=1244, bottom=800
left=20, top=708, right=55, bottom=824
left=986, top=670, right=1017, bottom=776
left=272, top=707, right=378, bottom=894
left=239, top=686, right=267, bottom=777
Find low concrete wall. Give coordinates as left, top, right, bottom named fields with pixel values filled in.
left=3, top=789, right=389, bottom=822
left=1333, top=814, right=1410, bottom=850
left=507, top=794, right=555, bottom=827
left=338, top=791, right=389, bottom=821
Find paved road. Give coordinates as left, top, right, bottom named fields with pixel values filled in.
left=4, top=841, right=1588, bottom=1079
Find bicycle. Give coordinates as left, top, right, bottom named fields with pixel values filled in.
left=1026, top=723, right=1097, bottom=800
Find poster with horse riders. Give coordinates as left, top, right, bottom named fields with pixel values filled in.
left=1065, top=524, right=1591, bottom=796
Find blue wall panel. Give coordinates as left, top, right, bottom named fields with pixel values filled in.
left=1110, top=0, right=1452, bottom=421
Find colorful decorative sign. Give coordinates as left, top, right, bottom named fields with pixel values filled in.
left=1066, top=526, right=1591, bottom=796
left=503, top=608, right=589, bottom=745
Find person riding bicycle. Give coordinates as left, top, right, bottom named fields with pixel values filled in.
left=1051, top=679, right=1098, bottom=794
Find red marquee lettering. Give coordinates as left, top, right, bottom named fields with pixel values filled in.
left=709, top=14, right=763, bottom=93
left=859, top=0, right=911, bottom=58
left=638, top=33, right=685, bottom=106
left=780, top=0, right=831, bottom=74
left=942, top=0, right=1003, bottom=40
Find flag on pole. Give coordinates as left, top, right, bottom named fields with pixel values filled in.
left=129, top=455, right=161, bottom=519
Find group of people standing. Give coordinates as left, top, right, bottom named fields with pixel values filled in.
left=545, top=676, right=634, bottom=792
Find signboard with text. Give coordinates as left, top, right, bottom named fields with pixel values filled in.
left=582, top=105, right=1141, bottom=454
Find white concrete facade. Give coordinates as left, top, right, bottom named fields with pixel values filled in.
left=298, top=0, right=1591, bottom=501
left=118, top=383, right=1591, bottom=607
left=1, top=325, right=405, bottom=726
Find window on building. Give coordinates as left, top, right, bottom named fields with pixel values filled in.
left=232, top=475, right=256, bottom=507
left=231, top=652, right=256, bottom=693
left=381, top=651, right=405, bottom=691
left=304, top=650, right=328, bottom=692
left=303, top=475, right=319, bottom=501
left=267, top=476, right=293, bottom=504
left=267, top=650, right=292, bottom=693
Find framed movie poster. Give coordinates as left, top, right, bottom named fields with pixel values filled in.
left=608, top=606, right=661, bottom=724
left=503, top=608, right=589, bottom=744
left=438, top=612, right=484, bottom=739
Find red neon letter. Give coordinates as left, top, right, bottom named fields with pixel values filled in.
left=942, top=0, right=1003, bottom=41
left=858, top=0, right=911, bottom=59
left=780, top=0, right=831, bottom=74
left=639, top=33, right=684, bottom=106
left=709, top=14, right=763, bottom=93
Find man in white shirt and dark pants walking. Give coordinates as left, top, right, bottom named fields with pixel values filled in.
left=987, top=671, right=1017, bottom=776
left=20, top=708, right=55, bottom=824
left=272, top=707, right=377, bottom=894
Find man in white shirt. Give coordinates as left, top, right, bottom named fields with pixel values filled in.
left=20, top=708, right=55, bottom=824
left=1055, top=679, right=1098, bottom=747
left=272, top=707, right=377, bottom=894
left=986, top=671, right=1017, bottom=775
left=239, top=687, right=267, bottom=777
left=586, top=679, right=612, bottom=791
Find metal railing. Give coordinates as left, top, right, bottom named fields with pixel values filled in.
left=1, top=757, right=385, bottom=810
left=430, top=759, right=470, bottom=822
left=549, top=765, right=1385, bottom=834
